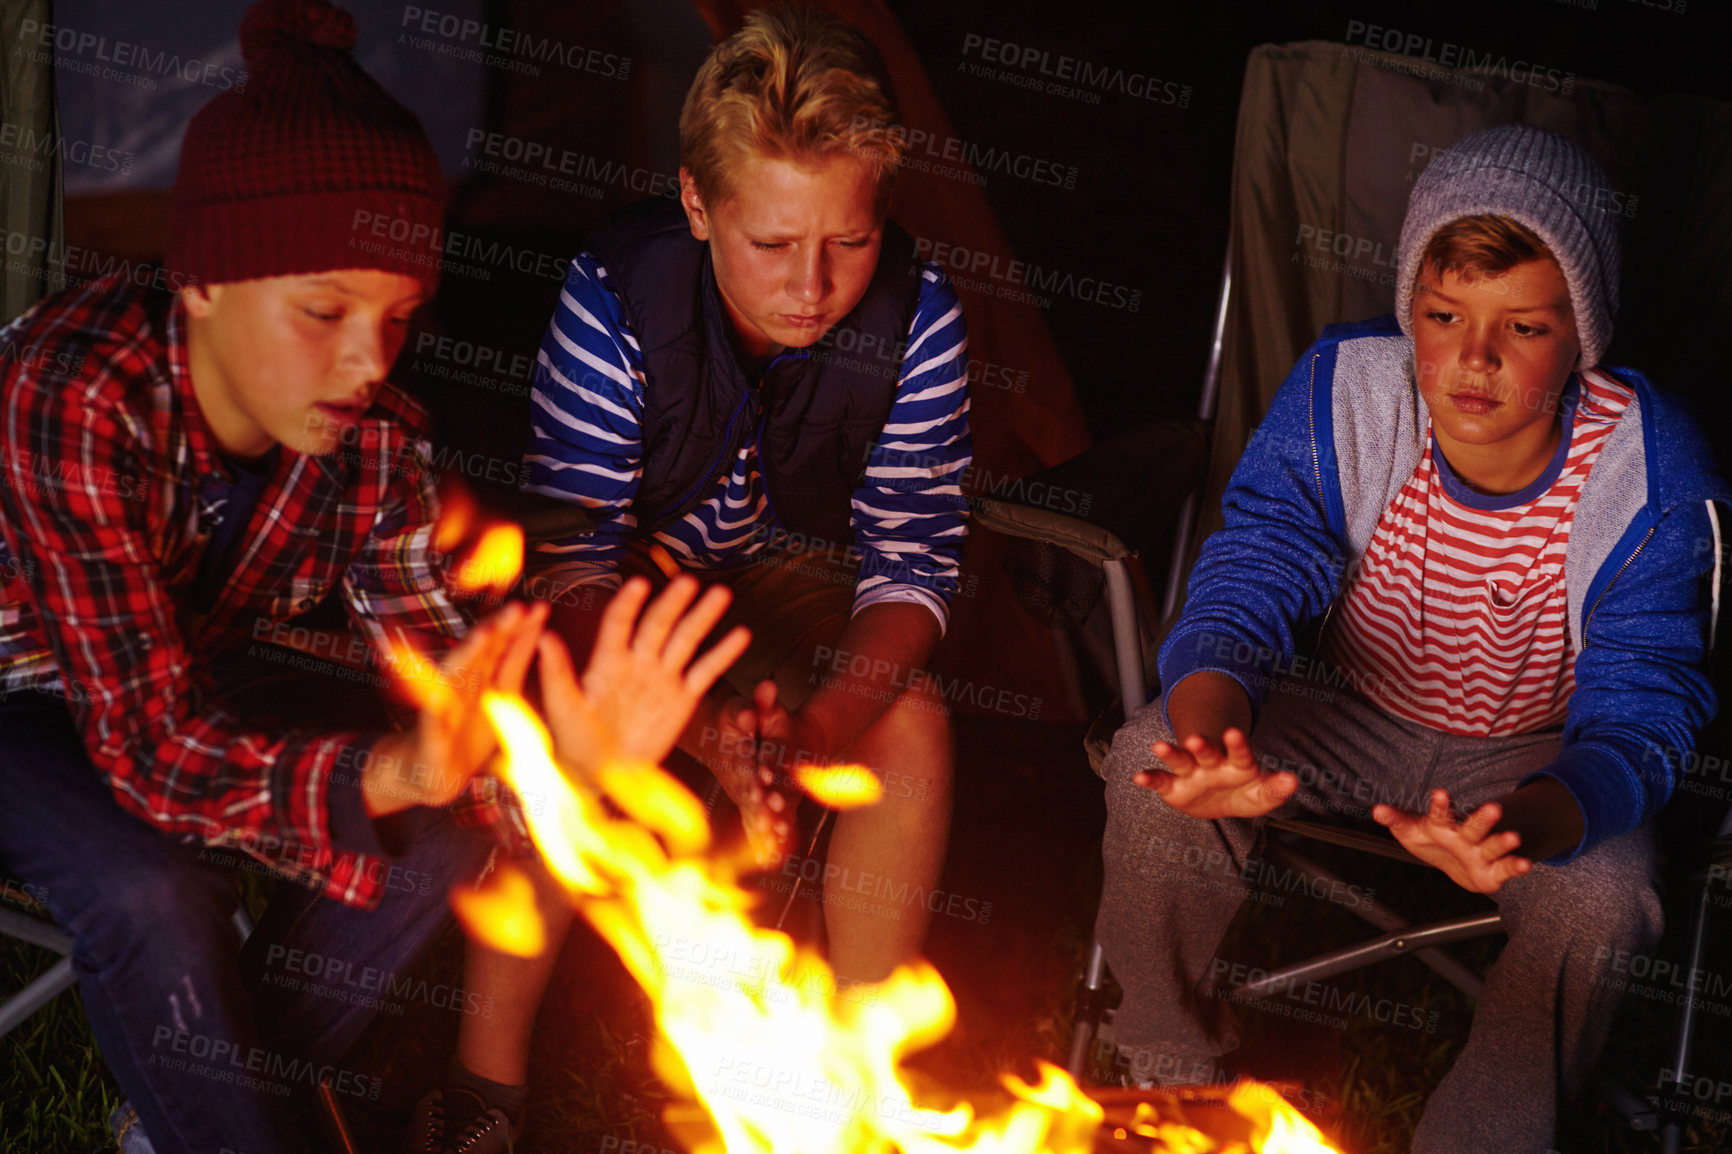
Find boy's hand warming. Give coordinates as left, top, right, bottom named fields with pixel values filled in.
left=1135, top=671, right=1297, bottom=819
left=1373, top=789, right=1530, bottom=894
left=365, top=601, right=550, bottom=816
left=537, top=575, right=751, bottom=775
left=708, top=680, right=803, bottom=861
left=1138, top=728, right=1299, bottom=819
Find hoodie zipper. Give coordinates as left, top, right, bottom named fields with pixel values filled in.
left=1583, top=523, right=1656, bottom=637
left=1307, top=352, right=1324, bottom=508
left=1309, top=351, right=1342, bottom=643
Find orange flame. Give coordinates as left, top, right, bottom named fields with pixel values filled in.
left=1228, top=1083, right=1339, bottom=1153
left=793, top=763, right=884, bottom=810
left=451, top=860, right=546, bottom=958
left=433, top=484, right=525, bottom=598
left=433, top=485, right=478, bottom=554
left=452, top=523, right=525, bottom=597
left=465, top=688, right=1344, bottom=1154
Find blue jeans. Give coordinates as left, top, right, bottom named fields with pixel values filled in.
left=0, top=672, right=495, bottom=1154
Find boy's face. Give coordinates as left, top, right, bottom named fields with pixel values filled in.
left=680, top=152, right=883, bottom=359
left=1411, top=256, right=1581, bottom=471
left=182, top=269, right=425, bottom=459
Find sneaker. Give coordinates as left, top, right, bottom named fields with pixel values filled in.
left=406, top=1087, right=521, bottom=1154
left=108, top=1101, right=156, bottom=1154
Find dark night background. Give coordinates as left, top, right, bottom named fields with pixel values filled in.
left=884, top=0, right=1731, bottom=439
left=6, top=1, right=1732, bottom=1151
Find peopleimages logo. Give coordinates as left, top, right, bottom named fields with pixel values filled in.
left=849, top=117, right=1080, bottom=190
left=0, top=122, right=134, bottom=175
left=959, top=33, right=1192, bottom=107
left=1342, top=20, right=1575, bottom=93
left=399, top=6, right=630, bottom=79
left=18, top=19, right=247, bottom=92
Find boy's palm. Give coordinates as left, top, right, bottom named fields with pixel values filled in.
left=371, top=601, right=548, bottom=816
left=539, top=576, right=750, bottom=774
left=1375, top=789, right=1531, bottom=894
left=1136, top=728, right=1297, bottom=819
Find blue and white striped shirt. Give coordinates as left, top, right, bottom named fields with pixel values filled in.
left=524, top=253, right=973, bottom=632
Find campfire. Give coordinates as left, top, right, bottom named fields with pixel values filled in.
left=431, top=515, right=1346, bottom=1154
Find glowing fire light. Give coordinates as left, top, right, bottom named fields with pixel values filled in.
left=452, top=523, right=525, bottom=597
left=1229, top=1083, right=1338, bottom=1153
left=426, top=496, right=1344, bottom=1153
left=793, top=763, right=884, bottom=809
left=433, top=483, right=524, bottom=597
left=466, top=690, right=1344, bottom=1154
left=450, top=860, right=546, bottom=958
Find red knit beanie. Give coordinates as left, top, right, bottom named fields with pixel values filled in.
left=166, top=0, right=446, bottom=293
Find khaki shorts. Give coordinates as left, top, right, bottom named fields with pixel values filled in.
left=622, top=541, right=858, bottom=708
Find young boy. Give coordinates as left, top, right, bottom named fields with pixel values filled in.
left=524, top=6, right=971, bottom=984
left=0, top=3, right=746, bottom=1152
left=402, top=10, right=972, bottom=1149
left=1094, top=124, right=1725, bottom=1151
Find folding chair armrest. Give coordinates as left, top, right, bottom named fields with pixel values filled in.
left=971, top=496, right=1132, bottom=565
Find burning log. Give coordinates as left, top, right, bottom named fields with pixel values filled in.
left=1092, top=1086, right=1341, bottom=1153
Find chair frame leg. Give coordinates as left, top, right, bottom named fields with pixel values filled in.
left=1068, top=940, right=1110, bottom=1081
left=1658, top=880, right=1718, bottom=1148
left=0, top=954, right=77, bottom=1038
left=0, top=906, right=77, bottom=1039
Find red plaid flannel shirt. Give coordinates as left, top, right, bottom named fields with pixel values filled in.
left=0, top=273, right=523, bottom=908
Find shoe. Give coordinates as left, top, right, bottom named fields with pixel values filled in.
left=406, top=1087, right=522, bottom=1154
left=108, top=1101, right=156, bottom=1154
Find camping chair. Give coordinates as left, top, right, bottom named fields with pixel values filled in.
left=980, top=477, right=1728, bottom=1141
left=0, top=895, right=254, bottom=1039
left=974, top=36, right=1732, bottom=1141
left=0, top=903, right=77, bottom=1038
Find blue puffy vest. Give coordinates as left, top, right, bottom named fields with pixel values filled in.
left=585, top=196, right=923, bottom=548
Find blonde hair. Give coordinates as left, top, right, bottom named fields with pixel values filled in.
left=679, top=5, right=904, bottom=216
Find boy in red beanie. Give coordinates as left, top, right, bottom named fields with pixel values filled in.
left=0, top=2, right=747, bottom=1152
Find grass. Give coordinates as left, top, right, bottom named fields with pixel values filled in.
left=0, top=928, right=122, bottom=1153
left=4, top=716, right=1731, bottom=1152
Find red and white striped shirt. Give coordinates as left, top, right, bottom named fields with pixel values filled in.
left=1319, top=370, right=1634, bottom=737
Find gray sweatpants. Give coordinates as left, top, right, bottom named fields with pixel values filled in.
left=1096, top=672, right=1662, bottom=1154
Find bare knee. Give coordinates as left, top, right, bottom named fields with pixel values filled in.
left=852, top=677, right=952, bottom=797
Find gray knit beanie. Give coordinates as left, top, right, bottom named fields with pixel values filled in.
left=1395, top=123, right=1621, bottom=369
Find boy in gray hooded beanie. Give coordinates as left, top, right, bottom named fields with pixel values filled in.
left=1096, top=123, right=1726, bottom=1150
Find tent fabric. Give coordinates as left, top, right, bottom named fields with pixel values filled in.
left=1176, top=38, right=1732, bottom=627
left=0, top=0, right=63, bottom=324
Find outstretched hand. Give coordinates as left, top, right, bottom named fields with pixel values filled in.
left=710, top=679, right=804, bottom=862
left=1134, top=727, right=1297, bottom=819
left=1374, top=789, right=1531, bottom=894
left=537, top=575, right=751, bottom=775
left=366, top=600, right=549, bottom=816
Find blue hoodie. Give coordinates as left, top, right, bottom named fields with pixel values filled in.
left=1159, top=315, right=1727, bottom=861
